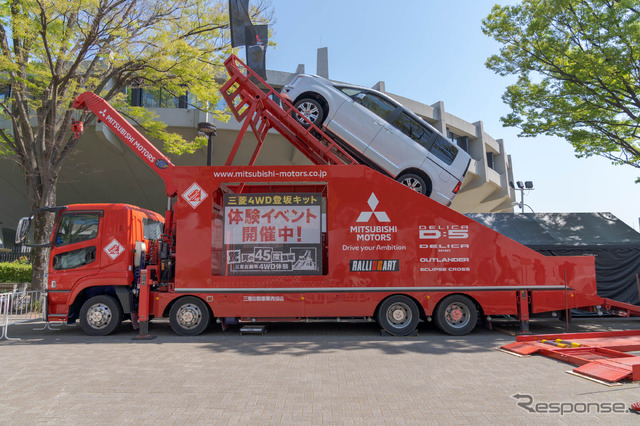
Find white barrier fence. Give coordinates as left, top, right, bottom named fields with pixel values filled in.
left=0, top=290, right=46, bottom=340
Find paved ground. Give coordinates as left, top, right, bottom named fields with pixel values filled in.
left=1, top=317, right=639, bottom=424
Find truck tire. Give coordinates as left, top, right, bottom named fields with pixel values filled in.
left=376, top=295, right=420, bottom=336
left=169, top=296, right=211, bottom=336
left=294, top=98, right=324, bottom=128
left=79, top=295, right=123, bottom=336
left=434, top=295, right=477, bottom=336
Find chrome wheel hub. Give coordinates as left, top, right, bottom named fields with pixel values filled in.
left=87, top=304, right=112, bottom=329
left=387, top=303, right=411, bottom=328
left=297, top=102, right=319, bottom=123
left=176, top=304, right=202, bottom=329
left=401, top=177, right=423, bottom=193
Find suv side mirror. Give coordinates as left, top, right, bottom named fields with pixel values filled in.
left=15, top=216, right=32, bottom=244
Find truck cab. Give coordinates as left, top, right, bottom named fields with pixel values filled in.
left=17, top=203, right=164, bottom=334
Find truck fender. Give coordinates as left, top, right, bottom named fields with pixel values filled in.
left=114, top=286, right=133, bottom=314
left=67, top=274, right=132, bottom=316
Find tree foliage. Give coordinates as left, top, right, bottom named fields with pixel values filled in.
left=483, top=0, right=640, bottom=180
left=0, top=0, right=272, bottom=288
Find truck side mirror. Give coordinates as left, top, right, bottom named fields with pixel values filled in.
left=15, top=216, right=32, bottom=245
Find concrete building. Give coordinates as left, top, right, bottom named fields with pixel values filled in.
left=0, top=48, right=515, bottom=244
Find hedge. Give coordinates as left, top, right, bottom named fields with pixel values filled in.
left=0, top=258, right=32, bottom=283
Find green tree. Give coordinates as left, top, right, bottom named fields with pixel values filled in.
left=0, top=0, right=272, bottom=288
left=483, top=0, right=640, bottom=180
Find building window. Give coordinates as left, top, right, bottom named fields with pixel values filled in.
left=0, top=85, right=11, bottom=102
left=270, top=92, right=281, bottom=107
left=447, top=129, right=470, bottom=153
left=486, top=152, right=495, bottom=170
left=128, top=87, right=190, bottom=109
left=457, top=136, right=469, bottom=153
left=130, top=87, right=143, bottom=107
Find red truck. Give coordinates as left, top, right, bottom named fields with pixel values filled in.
left=15, top=56, right=640, bottom=337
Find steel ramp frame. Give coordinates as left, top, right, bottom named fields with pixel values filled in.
left=220, top=55, right=359, bottom=169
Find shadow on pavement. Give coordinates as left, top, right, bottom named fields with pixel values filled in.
left=1, top=316, right=638, bottom=358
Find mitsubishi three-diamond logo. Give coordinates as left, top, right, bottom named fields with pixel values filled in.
left=356, top=193, right=390, bottom=223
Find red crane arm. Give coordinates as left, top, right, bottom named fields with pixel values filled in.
left=73, top=91, right=177, bottom=196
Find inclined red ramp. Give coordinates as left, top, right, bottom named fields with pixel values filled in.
left=501, top=330, right=640, bottom=383
left=574, top=357, right=640, bottom=382
left=220, top=55, right=359, bottom=168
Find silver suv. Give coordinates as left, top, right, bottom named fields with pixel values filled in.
left=283, top=74, right=471, bottom=206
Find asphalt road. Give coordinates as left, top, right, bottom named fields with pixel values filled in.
left=1, top=317, right=639, bottom=424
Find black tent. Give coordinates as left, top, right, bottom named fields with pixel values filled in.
left=466, top=212, right=640, bottom=305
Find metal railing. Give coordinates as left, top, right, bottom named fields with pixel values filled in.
left=0, top=252, right=29, bottom=263
left=0, top=290, right=46, bottom=340
left=0, top=246, right=31, bottom=263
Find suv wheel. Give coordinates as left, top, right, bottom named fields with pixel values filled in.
left=398, top=173, right=430, bottom=196
left=294, top=98, right=324, bottom=127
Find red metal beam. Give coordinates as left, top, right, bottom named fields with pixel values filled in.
left=73, top=92, right=177, bottom=196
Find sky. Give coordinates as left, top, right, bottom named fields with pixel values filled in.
left=260, top=0, right=640, bottom=230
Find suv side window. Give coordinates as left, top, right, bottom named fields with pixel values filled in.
left=55, top=214, right=100, bottom=246
left=354, top=92, right=397, bottom=121
left=430, top=136, right=458, bottom=166
left=338, top=87, right=360, bottom=97
left=392, top=112, right=434, bottom=150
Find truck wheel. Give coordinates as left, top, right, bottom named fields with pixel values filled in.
left=294, top=98, right=324, bottom=128
left=79, top=295, right=123, bottom=336
left=376, top=295, right=420, bottom=336
left=169, top=296, right=211, bottom=336
left=434, top=295, right=477, bottom=336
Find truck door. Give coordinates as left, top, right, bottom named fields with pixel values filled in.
left=48, top=211, right=103, bottom=293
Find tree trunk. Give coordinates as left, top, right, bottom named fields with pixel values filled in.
left=28, top=181, right=58, bottom=291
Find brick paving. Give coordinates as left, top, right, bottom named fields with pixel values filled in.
left=1, top=317, right=639, bottom=424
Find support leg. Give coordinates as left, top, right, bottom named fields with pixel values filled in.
left=133, top=268, right=157, bottom=341
left=518, top=290, right=530, bottom=333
